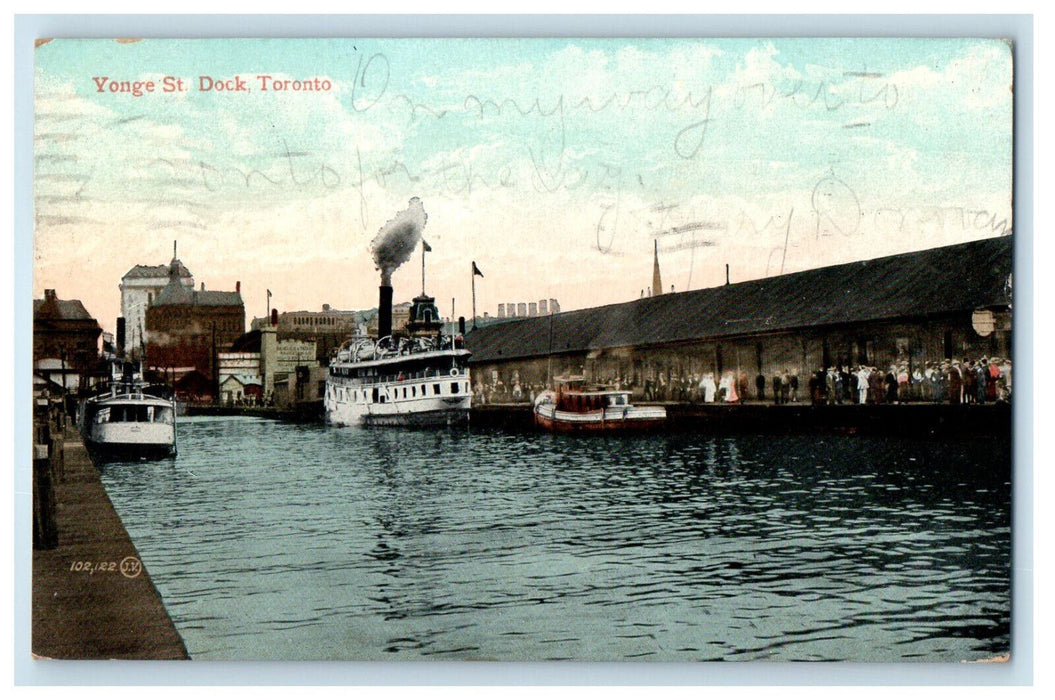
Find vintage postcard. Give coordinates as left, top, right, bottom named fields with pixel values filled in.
left=31, top=36, right=1013, bottom=664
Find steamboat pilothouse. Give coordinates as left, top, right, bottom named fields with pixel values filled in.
left=324, top=286, right=472, bottom=427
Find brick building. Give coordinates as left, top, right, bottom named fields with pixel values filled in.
left=33, top=288, right=102, bottom=392
left=119, top=255, right=193, bottom=359
left=252, top=305, right=365, bottom=363
left=144, top=258, right=245, bottom=382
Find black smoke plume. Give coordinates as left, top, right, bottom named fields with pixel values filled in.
left=371, top=197, right=427, bottom=286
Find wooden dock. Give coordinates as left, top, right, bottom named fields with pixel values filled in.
left=32, top=427, right=189, bottom=660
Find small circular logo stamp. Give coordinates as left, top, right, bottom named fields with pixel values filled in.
left=119, top=556, right=143, bottom=579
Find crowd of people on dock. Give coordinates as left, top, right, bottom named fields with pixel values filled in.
left=791, top=356, right=1011, bottom=406
left=473, top=355, right=1011, bottom=406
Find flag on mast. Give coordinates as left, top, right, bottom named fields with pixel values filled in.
left=422, top=239, right=432, bottom=252
left=470, top=261, right=484, bottom=330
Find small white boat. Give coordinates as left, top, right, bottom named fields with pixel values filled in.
left=79, top=363, right=177, bottom=459
left=534, top=376, right=667, bottom=432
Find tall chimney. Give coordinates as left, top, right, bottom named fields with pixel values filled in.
left=270, top=308, right=278, bottom=326
left=378, top=285, right=393, bottom=339
left=725, top=264, right=730, bottom=286
left=236, top=280, right=241, bottom=293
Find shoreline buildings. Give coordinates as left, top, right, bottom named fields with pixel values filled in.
left=497, top=299, right=560, bottom=319
left=32, top=289, right=102, bottom=395
left=465, top=237, right=1012, bottom=400
left=119, top=249, right=194, bottom=359
left=143, top=257, right=245, bottom=391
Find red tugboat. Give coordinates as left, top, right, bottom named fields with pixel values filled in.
left=533, top=376, right=667, bottom=432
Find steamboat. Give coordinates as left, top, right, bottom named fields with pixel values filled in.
left=78, top=361, right=178, bottom=459
left=324, top=286, right=472, bottom=427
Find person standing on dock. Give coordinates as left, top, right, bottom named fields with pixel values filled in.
left=868, top=367, right=884, bottom=404
left=948, top=362, right=963, bottom=405
left=980, top=358, right=992, bottom=404
left=755, top=372, right=766, bottom=402
left=726, top=374, right=739, bottom=403
left=702, top=373, right=717, bottom=403
left=986, top=358, right=1000, bottom=403
left=964, top=360, right=978, bottom=404
left=772, top=372, right=783, bottom=405
left=856, top=366, right=870, bottom=404
left=885, top=368, right=898, bottom=404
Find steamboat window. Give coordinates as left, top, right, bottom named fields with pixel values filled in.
left=451, top=382, right=459, bottom=394
left=155, top=406, right=174, bottom=424
left=433, top=384, right=440, bottom=395
left=372, top=387, right=379, bottom=403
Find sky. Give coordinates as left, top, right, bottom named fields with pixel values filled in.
left=33, top=37, right=1013, bottom=336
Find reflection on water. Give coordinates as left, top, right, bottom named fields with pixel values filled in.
left=98, top=416, right=1011, bottom=661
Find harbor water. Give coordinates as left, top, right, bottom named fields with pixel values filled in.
left=97, top=415, right=1011, bottom=661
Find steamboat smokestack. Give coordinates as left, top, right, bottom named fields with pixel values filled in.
left=378, top=285, right=394, bottom=339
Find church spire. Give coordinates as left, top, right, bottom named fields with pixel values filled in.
left=651, top=239, right=663, bottom=297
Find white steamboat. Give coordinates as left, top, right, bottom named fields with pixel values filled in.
left=79, top=362, right=177, bottom=459
left=325, top=289, right=472, bottom=427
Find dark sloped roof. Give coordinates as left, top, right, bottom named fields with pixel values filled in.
left=465, top=236, right=1012, bottom=363
left=230, top=330, right=262, bottom=352
left=33, top=297, right=97, bottom=322
left=124, top=261, right=193, bottom=279
left=153, top=275, right=243, bottom=308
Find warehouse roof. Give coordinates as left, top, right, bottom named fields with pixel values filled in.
left=464, top=236, right=1013, bottom=363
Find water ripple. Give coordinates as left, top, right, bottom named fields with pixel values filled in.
left=97, top=416, right=1011, bottom=661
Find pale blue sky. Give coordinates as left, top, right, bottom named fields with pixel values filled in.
left=34, top=37, right=1013, bottom=333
